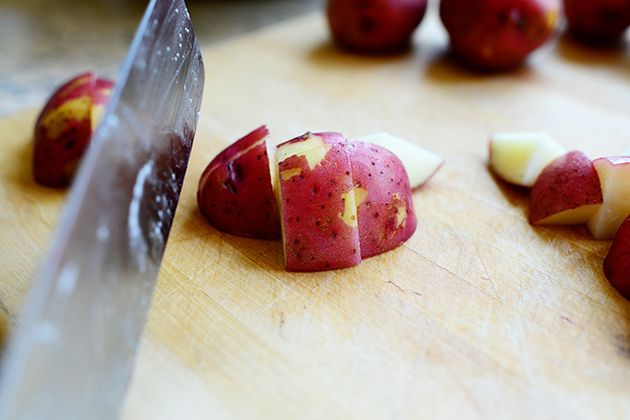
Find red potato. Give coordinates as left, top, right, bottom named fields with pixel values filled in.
left=604, top=215, right=630, bottom=299
left=529, top=151, right=603, bottom=225
left=90, top=78, right=115, bottom=128
left=197, top=126, right=281, bottom=239
left=349, top=141, right=417, bottom=258
left=440, top=0, right=560, bottom=70
left=33, top=72, right=114, bottom=187
left=564, top=0, right=630, bottom=44
left=327, top=0, right=428, bottom=53
left=276, top=132, right=361, bottom=271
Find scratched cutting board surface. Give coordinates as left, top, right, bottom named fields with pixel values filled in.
left=2, top=8, right=630, bottom=420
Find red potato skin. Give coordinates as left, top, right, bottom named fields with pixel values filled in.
left=564, top=0, right=630, bottom=44
left=604, top=215, right=630, bottom=300
left=197, top=126, right=281, bottom=240
left=33, top=72, right=114, bottom=188
left=327, top=0, right=428, bottom=53
left=440, top=0, right=560, bottom=70
left=528, top=151, right=603, bottom=224
left=349, top=141, right=417, bottom=259
left=38, top=72, right=92, bottom=116
left=91, top=78, right=115, bottom=105
left=277, top=132, right=361, bottom=272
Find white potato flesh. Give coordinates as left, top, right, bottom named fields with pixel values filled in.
left=355, top=132, right=444, bottom=189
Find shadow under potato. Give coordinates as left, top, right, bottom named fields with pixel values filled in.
left=9, top=137, right=67, bottom=203
left=487, top=166, right=529, bottom=211
left=181, top=206, right=286, bottom=273
left=486, top=160, right=630, bottom=355
left=307, top=39, right=414, bottom=70
left=555, top=32, right=629, bottom=70
left=14, top=138, right=35, bottom=188
left=422, top=46, right=538, bottom=85
left=488, top=165, right=597, bottom=242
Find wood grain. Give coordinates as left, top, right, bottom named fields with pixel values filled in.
left=2, top=8, right=630, bottom=419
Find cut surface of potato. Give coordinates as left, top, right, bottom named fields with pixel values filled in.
left=587, top=156, right=630, bottom=239
left=355, top=132, right=443, bottom=189
left=33, top=72, right=114, bottom=187
left=489, top=132, right=566, bottom=187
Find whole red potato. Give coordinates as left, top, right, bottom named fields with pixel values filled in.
left=33, top=72, right=114, bottom=188
left=440, top=0, right=561, bottom=70
left=564, top=0, right=630, bottom=44
left=327, top=0, right=428, bottom=53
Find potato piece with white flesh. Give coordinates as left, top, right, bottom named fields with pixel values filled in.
left=34, top=72, right=114, bottom=188
left=276, top=132, right=361, bottom=272
left=489, top=132, right=566, bottom=187
left=355, top=132, right=443, bottom=189
left=587, top=157, right=630, bottom=239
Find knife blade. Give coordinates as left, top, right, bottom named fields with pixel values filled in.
left=0, top=0, right=204, bottom=418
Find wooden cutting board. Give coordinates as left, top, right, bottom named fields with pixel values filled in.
left=2, top=8, right=630, bottom=419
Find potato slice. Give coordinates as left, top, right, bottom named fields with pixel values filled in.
left=276, top=132, right=361, bottom=272
left=489, top=132, right=566, bottom=187
left=529, top=151, right=602, bottom=225
left=349, top=141, right=417, bottom=259
left=587, top=156, right=630, bottom=239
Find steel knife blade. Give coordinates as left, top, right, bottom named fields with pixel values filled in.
left=0, top=0, right=204, bottom=418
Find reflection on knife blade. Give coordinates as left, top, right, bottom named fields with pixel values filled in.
left=0, top=0, right=204, bottom=419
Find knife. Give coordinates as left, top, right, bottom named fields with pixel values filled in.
left=0, top=0, right=204, bottom=418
